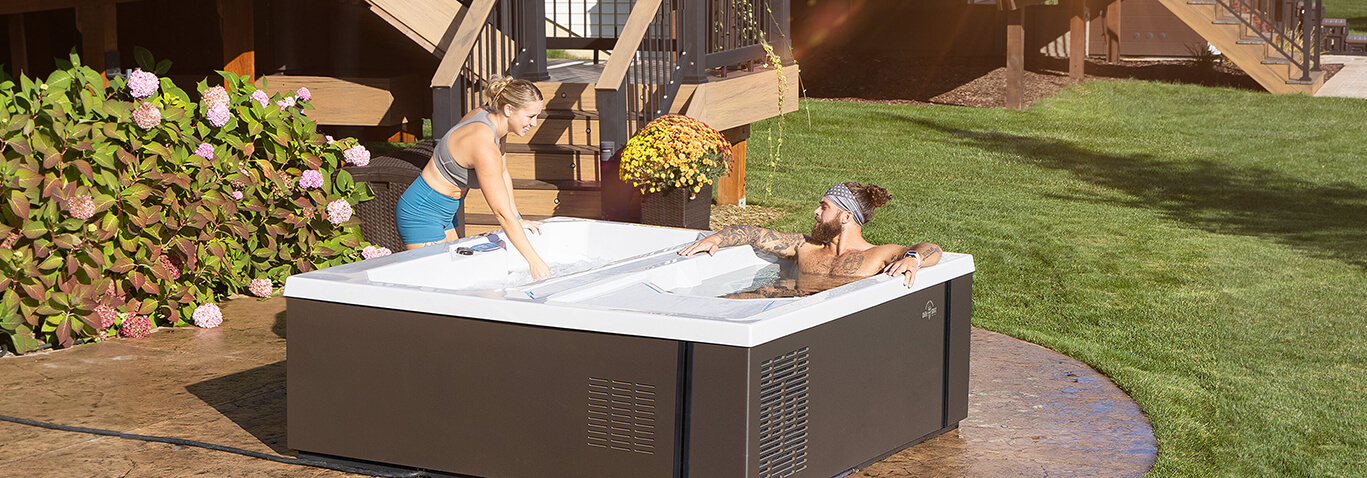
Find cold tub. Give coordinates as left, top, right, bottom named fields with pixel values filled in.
left=284, top=217, right=975, bottom=478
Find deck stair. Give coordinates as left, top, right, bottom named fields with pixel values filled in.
left=1157, top=0, right=1325, bottom=94
left=359, top=0, right=795, bottom=237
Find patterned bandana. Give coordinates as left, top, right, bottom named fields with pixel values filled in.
left=823, top=183, right=866, bottom=225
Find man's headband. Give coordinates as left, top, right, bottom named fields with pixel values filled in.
left=824, top=183, right=866, bottom=225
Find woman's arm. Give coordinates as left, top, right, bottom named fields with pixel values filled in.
left=471, top=143, right=551, bottom=280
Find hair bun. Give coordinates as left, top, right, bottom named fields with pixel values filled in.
left=866, top=184, right=891, bottom=208
left=485, top=76, right=515, bottom=101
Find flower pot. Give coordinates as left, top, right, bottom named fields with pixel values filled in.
left=640, top=184, right=712, bottom=229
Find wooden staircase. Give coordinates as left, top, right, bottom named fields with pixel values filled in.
left=463, top=81, right=603, bottom=235
left=1156, top=0, right=1324, bottom=94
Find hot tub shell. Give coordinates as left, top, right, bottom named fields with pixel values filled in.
left=285, top=218, right=974, bottom=477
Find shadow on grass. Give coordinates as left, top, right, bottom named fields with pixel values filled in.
left=901, top=116, right=1367, bottom=269
left=185, top=360, right=291, bottom=456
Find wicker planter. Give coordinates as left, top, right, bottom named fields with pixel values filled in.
left=640, top=184, right=712, bottom=229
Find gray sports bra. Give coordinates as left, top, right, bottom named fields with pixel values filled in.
left=434, top=107, right=500, bottom=189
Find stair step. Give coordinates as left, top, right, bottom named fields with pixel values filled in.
left=1236, top=39, right=1266, bottom=45
left=537, top=82, right=597, bottom=111
left=463, top=188, right=602, bottom=221
left=1213, top=17, right=1241, bottom=25
left=1262, top=58, right=1290, bottom=65
left=509, top=179, right=602, bottom=191
left=1186, top=0, right=1216, bottom=4
left=505, top=147, right=600, bottom=182
left=508, top=116, right=599, bottom=146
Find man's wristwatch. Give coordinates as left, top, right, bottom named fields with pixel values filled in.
left=904, top=250, right=921, bottom=261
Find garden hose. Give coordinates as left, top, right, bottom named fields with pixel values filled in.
left=0, top=413, right=439, bottom=478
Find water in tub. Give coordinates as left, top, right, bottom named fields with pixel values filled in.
left=668, top=257, right=863, bottom=299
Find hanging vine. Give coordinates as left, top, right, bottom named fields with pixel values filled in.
left=723, top=0, right=802, bottom=199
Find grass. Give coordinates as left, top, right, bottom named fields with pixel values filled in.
left=1324, top=0, right=1367, bottom=35
left=742, top=82, right=1367, bottom=476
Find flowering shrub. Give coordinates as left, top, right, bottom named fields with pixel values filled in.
left=0, top=51, right=383, bottom=354
left=618, top=115, right=732, bottom=198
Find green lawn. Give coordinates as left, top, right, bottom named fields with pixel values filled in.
left=1324, top=0, right=1367, bottom=35
left=743, top=82, right=1367, bottom=476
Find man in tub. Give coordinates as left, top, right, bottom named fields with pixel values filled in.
left=678, top=182, right=941, bottom=288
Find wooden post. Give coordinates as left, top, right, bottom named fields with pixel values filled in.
left=1006, top=7, right=1024, bottom=110
left=8, top=14, right=28, bottom=78
left=218, top=0, right=255, bottom=82
left=1105, top=0, right=1121, bottom=62
left=1070, top=0, right=1086, bottom=80
left=76, top=3, right=119, bottom=82
left=717, top=125, right=749, bottom=207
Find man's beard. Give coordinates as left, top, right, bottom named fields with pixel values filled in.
left=810, top=217, right=842, bottom=243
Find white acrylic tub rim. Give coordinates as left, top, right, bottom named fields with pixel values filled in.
left=284, top=217, right=976, bottom=347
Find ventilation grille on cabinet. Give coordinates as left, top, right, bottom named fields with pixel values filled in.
left=587, top=377, right=656, bottom=454
left=758, top=347, right=810, bottom=478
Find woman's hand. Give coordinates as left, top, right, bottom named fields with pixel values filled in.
left=520, top=218, right=543, bottom=235
left=529, top=257, right=552, bottom=281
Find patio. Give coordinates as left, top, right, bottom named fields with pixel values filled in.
left=0, top=295, right=1154, bottom=477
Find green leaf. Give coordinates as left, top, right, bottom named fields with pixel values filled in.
left=9, top=191, right=29, bottom=218
left=155, top=59, right=173, bottom=76
left=134, top=46, right=155, bottom=72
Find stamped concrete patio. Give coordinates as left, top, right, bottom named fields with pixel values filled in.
left=0, top=297, right=1155, bottom=477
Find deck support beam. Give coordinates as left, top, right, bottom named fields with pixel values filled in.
left=76, top=3, right=119, bottom=82
left=218, top=0, right=255, bottom=82
left=8, top=14, right=29, bottom=78
left=1105, top=0, right=1121, bottom=62
left=1070, top=0, right=1086, bottom=79
left=1006, top=7, right=1025, bottom=110
left=717, top=125, right=749, bottom=207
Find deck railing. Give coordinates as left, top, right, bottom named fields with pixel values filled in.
left=431, top=0, right=546, bottom=136
left=1215, top=0, right=1322, bottom=83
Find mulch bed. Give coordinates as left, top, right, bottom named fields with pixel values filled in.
left=798, top=54, right=1344, bottom=108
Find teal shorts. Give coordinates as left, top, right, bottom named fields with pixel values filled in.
left=394, top=177, right=462, bottom=245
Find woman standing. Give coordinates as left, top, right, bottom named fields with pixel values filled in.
left=395, top=77, right=551, bottom=280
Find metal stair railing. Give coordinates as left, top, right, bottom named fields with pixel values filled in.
left=1212, top=0, right=1322, bottom=83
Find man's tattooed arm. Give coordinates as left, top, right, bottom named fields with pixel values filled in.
left=713, top=225, right=806, bottom=260
left=905, top=243, right=943, bottom=267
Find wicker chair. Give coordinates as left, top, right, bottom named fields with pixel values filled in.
left=344, top=141, right=435, bottom=252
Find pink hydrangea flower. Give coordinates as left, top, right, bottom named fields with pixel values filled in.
left=231, top=190, right=244, bottom=200
left=249, top=279, right=273, bottom=298
left=158, top=254, right=181, bottom=280
left=94, top=305, right=118, bottom=330
left=343, top=145, right=370, bottom=167
left=251, top=89, right=269, bottom=107
left=132, top=102, right=161, bottom=130
left=127, top=69, right=159, bottom=99
left=206, top=103, right=230, bottom=128
left=296, top=87, right=311, bottom=101
left=202, top=85, right=230, bottom=108
left=68, top=194, right=96, bottom=220
left=299, top=170, right=324, bottom=189
left=194, top=143, right=214, bottom=159
left=192, top=303, right=223, bottom=328
left=276, top=96, right=297, bottom=109
left=1, top=231, right=18, bottom=250
left=362, top=245, right=393, bottom=260
left=326, top=199, right=352, bottom=225
left=325, top=135, right=335, bottom=144
left=120, top=315, right=152, bottom=338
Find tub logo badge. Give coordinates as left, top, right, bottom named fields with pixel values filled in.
left=922, top=301, right=938, bottom=320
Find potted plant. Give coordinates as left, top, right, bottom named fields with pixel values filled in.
left=619, top=115, right=732, bottom=229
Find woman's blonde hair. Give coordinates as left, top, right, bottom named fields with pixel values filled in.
left=484, top=76, right=543, bottom=113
